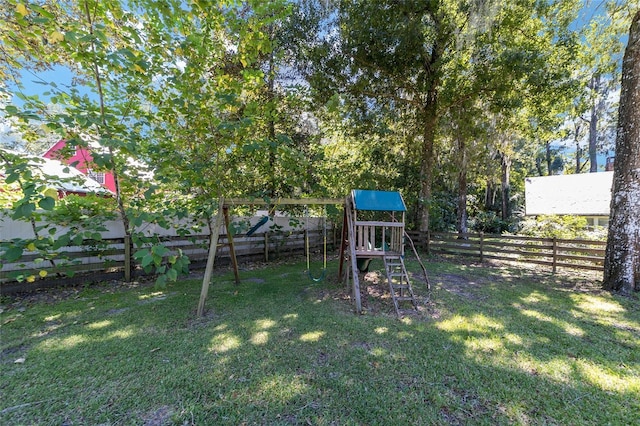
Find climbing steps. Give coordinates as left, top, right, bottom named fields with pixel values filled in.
left=383, top=255, right=418, bottom=317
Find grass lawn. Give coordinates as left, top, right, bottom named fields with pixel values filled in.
left=1, top=255, right=639, bottom=425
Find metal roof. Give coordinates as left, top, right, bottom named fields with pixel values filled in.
left=524, top=172, right=612, bottom=216
left=352, top=190, right=406, bottom=212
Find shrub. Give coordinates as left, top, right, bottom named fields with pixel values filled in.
left=470, top=211, right=510, bottom=234
left=516, top=215, right=591, bottom=239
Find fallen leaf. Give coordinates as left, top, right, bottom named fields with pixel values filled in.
left=14, top=357, right=26, bottom=364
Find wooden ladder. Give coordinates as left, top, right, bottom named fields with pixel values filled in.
left=383, top=255, right=418, bottom=317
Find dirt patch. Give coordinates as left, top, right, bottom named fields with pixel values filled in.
left=106, top=307, right=130, bottom=315
left=327, top=270, right=438, bottom=319
left=434, top=273, right=487, bottom=301
left=1, top=279, right=153, bottom=309
left=140, top=405, right=174, bottom=426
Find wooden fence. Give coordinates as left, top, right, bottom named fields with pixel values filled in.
left=1, top=228, right=334, bottom=294
left=3, top=227, right=605, bottom=294
left=406, top=231, right=606, bottom=274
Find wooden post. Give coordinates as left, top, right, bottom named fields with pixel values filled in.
left=124, top=235, right=132, bottom=282
left=338, top=210, right=348, bottom=282
left=223, top=206, right=241, bottom=285
left=345, top=199, right=362, bottom=314
left=197, top=198, right=225, bottom=317
left=479, top=232, right=484, bottom=262
left=332, top=223, right=337, bottom=251
left=552, top=237, right=558, bottom=274
left=264, top=232, right=269, bottom=262
left=426, top=230, right=430, bottom=256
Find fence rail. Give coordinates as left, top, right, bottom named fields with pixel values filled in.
left=1, top=229, right=331, bottom=294
left=406, top=231, right=605, bottom=273
left=3, top=227, right=605, bottom=294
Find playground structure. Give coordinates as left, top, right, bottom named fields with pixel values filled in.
left=197, top=191, right=428, bottom=317
left=339, top=190, right=427, bottom=316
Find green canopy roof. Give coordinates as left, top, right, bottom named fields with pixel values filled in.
left=352, top=190, right=406, bottom=212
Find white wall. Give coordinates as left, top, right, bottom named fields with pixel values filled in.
left=0, top=213, right=326, bottom=240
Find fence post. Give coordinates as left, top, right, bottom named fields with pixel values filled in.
left=124, top=235, right=131, bottom=282
left=552, top=237, right=557, bottom=273
left=333, top=223, right=337, bottom=251
left=479, top=232, right=484, bottom=262
left=426, top=230, right=430, bottom=255
left=264, top=232, right=269, bottom=262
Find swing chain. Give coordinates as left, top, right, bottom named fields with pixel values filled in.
left=306, top=205, right=327, bottom=282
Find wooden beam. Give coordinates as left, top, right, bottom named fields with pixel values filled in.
left=224, top=197, right=344, bottom=206
left=223, top=206, right=241, bottom=285
left=197, top=197, right=225, bottom=317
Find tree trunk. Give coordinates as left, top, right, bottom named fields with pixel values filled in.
left=485, top=180, right=497, bottom=211
left=267, top=46, right=277, bottom=198
left=603, top=11, right=640, bottom=295
left=418, top=94, right=438, bottom=233
left=500, top=152, right=511, bottom=221
left=574, top=121, right=583, bottom=174
left=588, top=74, right=600, bottom=173
left=535, top=156, right=544, bottom=176
left=545, top=141, right=552, bottom=175
left=456, top=135, right=468, bottom=237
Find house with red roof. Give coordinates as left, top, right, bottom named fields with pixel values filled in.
left=43, top=140, right=117, bottom=193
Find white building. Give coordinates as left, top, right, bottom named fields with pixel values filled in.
left=524, top=172, right=613, bottom=227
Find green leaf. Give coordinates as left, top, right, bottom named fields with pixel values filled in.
left=12, top=203, right=35, bottom=220
left=38, top=196, right=56, bottom=211
left=155, top=274, right=167, bottom=288
left=133, top=249, right=148, bottom=260
left=143, top=186, right=157, bottom=199
left=151, top=245, right=170, bottom=257
left=132, top=215, right=144, bottom=227
left=30, top=4, right=55, bottom=19
left=5, top=172, right=20, bottom=184
left=52, top=234, right=71, bottom=250
left=2, top=246, right=24, bottom=262
left=167, top=267, right=178, bottom=282
left=4, top=105, right=18, bottom=114
left=141, top=253, right=155, bottom=268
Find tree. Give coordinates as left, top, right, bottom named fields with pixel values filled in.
left=580, top=7, right=628, bottom=173
left=1, top=0, right=201, bottom=285
left=603, top=10, right=640, bottom=295
left=304, top=0, right=465, bottom=231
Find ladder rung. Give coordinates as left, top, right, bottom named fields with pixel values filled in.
left=392, top=283, right=410, bottom=288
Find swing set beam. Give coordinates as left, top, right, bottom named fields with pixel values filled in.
left=224, top=198, right=343, bottom=206
left=197, top=197, right=344, bottom=317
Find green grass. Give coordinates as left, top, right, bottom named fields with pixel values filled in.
left=1, top=256, right=639, bottom=425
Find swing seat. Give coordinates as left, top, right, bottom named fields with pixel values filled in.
left=246, top=216, right=269, bottom=236
left=307, top=268, right=326, bottom=282
left=357, top=257, right=372, bottom=272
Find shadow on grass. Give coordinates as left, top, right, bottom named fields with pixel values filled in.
left=1, top=259, right=638, bottom=425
